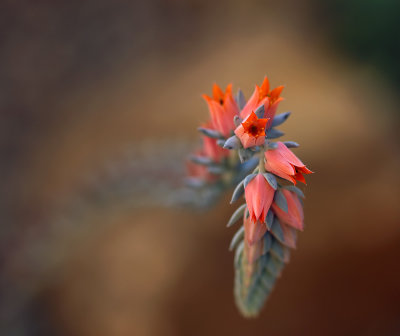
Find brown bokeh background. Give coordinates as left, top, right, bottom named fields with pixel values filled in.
left=1, top=1, right=400, bottom=335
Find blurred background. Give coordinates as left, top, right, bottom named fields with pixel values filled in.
left=1, top=0, right=400, bottom=335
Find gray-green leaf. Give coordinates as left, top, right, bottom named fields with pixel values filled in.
left=229, top=226, right=245, bottom=251
left=227, top=204, right=247, bottom=227
left=274, top=189, right=288, bottom=212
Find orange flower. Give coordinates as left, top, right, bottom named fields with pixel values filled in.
left=243, top=213, right=267, bottom=247
left=244, top=174, right=275, bottom=224
left=203, top=83, right=239, bottom=137
left=240, top=76, right=284, bottom=128
left=272, top=189, right=304, bottom=230
left=265, top=142, right=312, bottom=184
left=234, top=111, right=269, bottom=148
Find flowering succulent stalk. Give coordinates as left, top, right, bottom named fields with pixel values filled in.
left=186, top=77, right=312, bottom=317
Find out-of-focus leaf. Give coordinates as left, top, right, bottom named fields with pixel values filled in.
left=266, top=210, right=274, bottom=230
left=197, top=127, right=224, bottom=139
left=270, top=217, right=284, bottom=243
left=234, top=241, right=244, bottom=267
left=224, top=135, right=241, bottom=150
left=189, top=155, right=213, bottom=166
left=283, top=141, right=299, bottom=148
left=262, top=233, right=272, bottom=254
left=234, top=115, right=242, bottom=127
left=227, top=204, right=247, bottom=227
left=254, top=104, right=265, bottom=118
left=229, top=226, right=245, bottom=251
left=267, top=128, right=285, bottom=139
left=283, top=185, right=305, bottom=198
left=267, top=142, right=278, bottom=150
left=236, top=89, right=246, bottom=110
left=230, top=179, right=244, bottom=204
left=271, top=112, right=291, bottom=127
left=184, top=177, right=206, bottom=188
left=274, top=189, right=288, bottom=212
left=270, top=240, right=285, bottom=262
left=238, top=148, right=253, bottom=163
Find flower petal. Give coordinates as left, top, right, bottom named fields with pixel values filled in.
left=244, top=216, right=267, bottom=246
left=240, top=86, right=259, bottom=119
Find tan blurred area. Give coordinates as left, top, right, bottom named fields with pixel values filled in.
left=1, top=0, right=400, bottom=335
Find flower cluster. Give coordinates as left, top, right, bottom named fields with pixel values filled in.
left=186, top=77, right=312, bottom=317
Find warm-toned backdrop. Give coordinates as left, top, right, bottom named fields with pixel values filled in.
left=1, top=1, right=399, bottom=335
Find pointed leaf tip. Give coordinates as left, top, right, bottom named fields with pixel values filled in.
left=271, top=112, right=291, bottom=127
left=270, top=217, right=284, bottom=243
left=229, top=226, right=245, bottom=251
left=234, top=115, right=242, bottom=127
left=230, top=179, right=245, bottom=204
left=216, top=139, right=226, bottom=147
left=283, top=141, right=299, bottom=148
left=223, top=135, right=241, bottom=150
left=267, top=128, right=284, bottom=139
left=266, top=210, right=274, bottom=230
left=189, top=155, right=214, bottom=166
left=263, top=173, right=278, bottom=190
left=234, top=241, right=244, bottom=267
left=227, top=204, right=247, bottom=227
left=238, top=148, right=253, bottom=163
left=270, top=239, right=285, bottom=262
left=197, top=127, right=224, bottom=139
left=265, top=250, right=283, bottom=276
left=243, top=174, right=257, bottom=188
left=236, top=89, right=246, bottom=110
left=274, top=189, right=288, bottom=212
left=237, top=157, right=259, bottom=177
left=255, top=104, right=265, bottom=118
left=263, top=233, right=272, bottom=254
